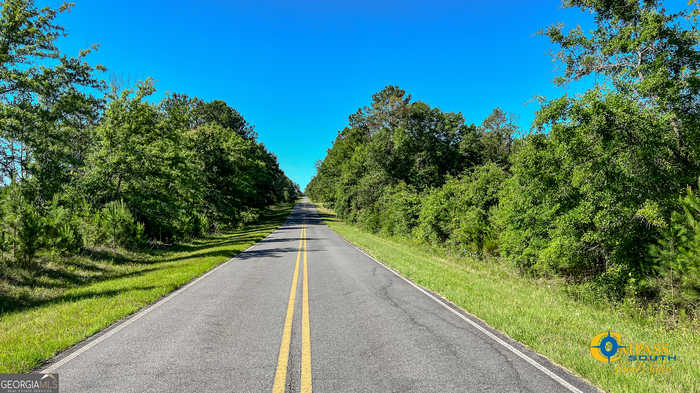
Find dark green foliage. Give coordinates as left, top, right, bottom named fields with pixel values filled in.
left=477, top=108, right=517, bottom=168
left=0, top=1, right=298, bottom=266
left=650, top=180, right=700, bottom=314
left=502, top=0, right=698, bottom=309
left=496, top=90, right=688, bottom=278
left=0, top=0, right=106, bottom=199
left=306, top=85, right=496, bottom=222
left=416, top=163, right=506, bottom=254
left=377, top=183, right=421, bottom=237
left=308, top=1, right=698, bottom=317
left=0, top=183, right=42, bottom=266
left=240, top=208, right=261, bottom=226
left=191, top=99, right=257, bottom=139
left=43, top=196, right=83, bottom=255
left=96, top=201, right=146, bottom=250
left=307, top=85, right=513, bottom=254
left=80, top=80, right=194, bottom=240
left=491, top=134, right=560, bottom=270
left=73, top=82, right=297, bottom=243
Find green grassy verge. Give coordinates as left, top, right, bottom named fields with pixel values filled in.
left=315, top=206, right=699, bottom=393
left=0, top=203, right=293, bottom=373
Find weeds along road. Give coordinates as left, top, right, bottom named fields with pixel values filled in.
left=41, top=198, right=599, bottom=393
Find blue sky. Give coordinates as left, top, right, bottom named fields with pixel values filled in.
left=52, top=0, right=683, bottom=189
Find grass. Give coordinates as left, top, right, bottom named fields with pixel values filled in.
left=315, top=206, right=699, bottom=393
left=0, top=203, right=293, bottom=373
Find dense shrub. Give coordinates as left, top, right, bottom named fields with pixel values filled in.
left=416, top=163, right=506, bottom=254
left=0, top=184, right=44, bottom=266
left=0, top=0, right=297, bottom=271
left=650, top=180, right=700, bottom=316
left=43, top=197, right=84, bottom=255
left=181, top=212, right=211, bottom=238
left=97, top=200, right=146, bottom=249
left=240, top=208, right=261, bottom=226
left=495, top=90, right=697, bottom=287
left=377, top=183, right=421, bottom=237
left=308, top=0, right=699, bottom=317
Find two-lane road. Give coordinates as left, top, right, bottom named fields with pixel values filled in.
left=41, top=199, right=598, bottom=393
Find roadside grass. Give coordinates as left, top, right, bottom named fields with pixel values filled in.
left=315, top=206, right=699, bottom=393
left=0, top=203, right=294, bottom=373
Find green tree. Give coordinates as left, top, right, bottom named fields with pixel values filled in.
left=542, top=0, right=699, bottom=177
left=495, top=0, right=698, bottom=293
left=81, top=80, right=199, bottom=240
left=416, top=163, right=506, bottom=254
left=192, top=99, right=256, bottom=139
left=0, top=0, right=105, bottom=196
left=650, top=179, right=700, bottom=315
left=0, top=182, right=42, bottom=265
left=478, top=108, right=517, bottom=168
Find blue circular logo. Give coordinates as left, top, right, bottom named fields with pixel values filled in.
left=590, top=331, right=626, bottom=363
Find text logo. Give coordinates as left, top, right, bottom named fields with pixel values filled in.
left=0, top=374, right=58, bottom=393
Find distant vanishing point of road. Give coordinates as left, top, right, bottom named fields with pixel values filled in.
left=41, top=198, right=598, bottom=393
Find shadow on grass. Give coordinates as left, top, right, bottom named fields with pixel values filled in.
left=315, top=211, right=340, bottom=223
left=0, top=285, right=158, bottom=315
left=2, top=261, right=164, bottom=291
left=80, top=249, right=137, bottom=265
left=0, top=202, right=294, bottom=317
left=163, top=232, right=272, bottom=255
left=156, top=249, right=243, bottom=263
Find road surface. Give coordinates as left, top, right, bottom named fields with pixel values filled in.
left=41, top=199, right=598, bottom=393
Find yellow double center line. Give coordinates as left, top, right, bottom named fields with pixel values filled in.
left=272, top=224, right=312, bottom=393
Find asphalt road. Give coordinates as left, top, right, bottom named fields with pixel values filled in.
left=41, top=199, right=598, bottom=393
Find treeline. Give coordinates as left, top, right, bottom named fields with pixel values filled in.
left=0, top=0, right=298, bottom=265
left=308, top=0, right=699, bottom=316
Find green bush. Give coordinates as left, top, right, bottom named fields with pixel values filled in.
left=0, top=184, right=44, bottom=266
left=43, top=197, right=83, bottom=255
left=239, top=208, right=261, bottom=226
left=98, top=200, right=146, bottom=249
left=357, top=206, right=381, bottom=233
left=416, top=163, right=506, bottom=254
left=415, top=183, right=460, bottom=244
left=494, top=91, right=694, bottom=281
left=306, top=0, right=700, bottom=321
left=377, top=183, right=421, bottom=237
left=492, top=134, right=559, bottom=271
left=650, top=180, right=700, bottom=317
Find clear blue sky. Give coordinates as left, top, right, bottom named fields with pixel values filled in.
left=52, top=0, right=684, bottom=189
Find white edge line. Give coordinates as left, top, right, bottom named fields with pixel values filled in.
left=333, top=231, right=588, bottom=393
left=41, top=231, right=277, bottom=373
